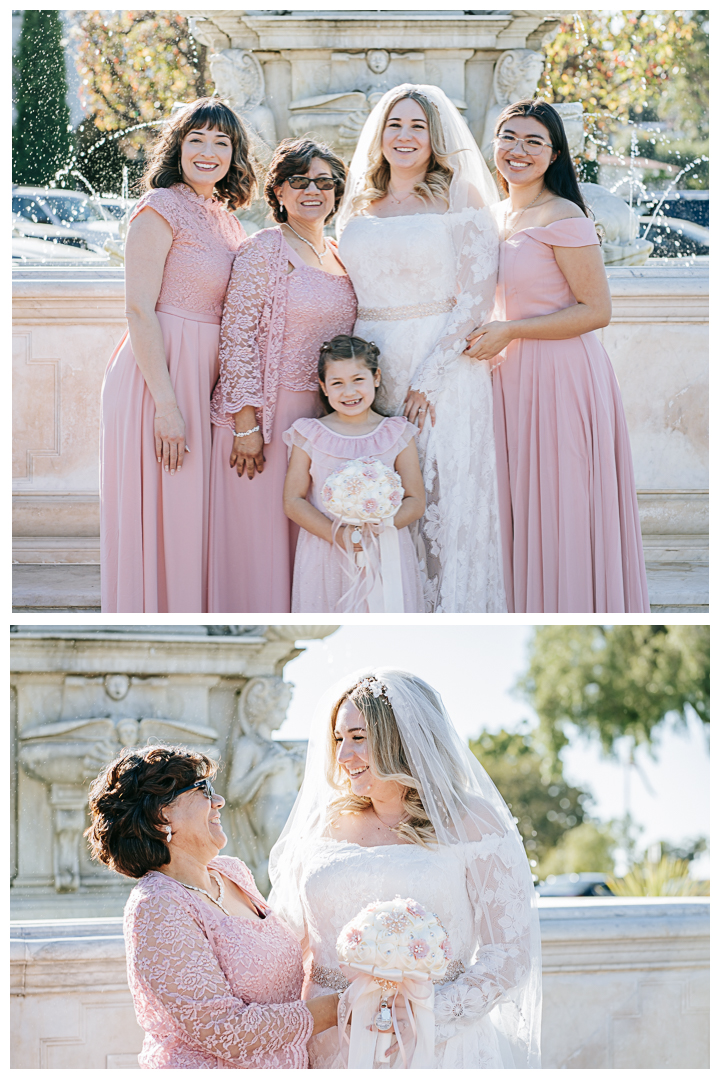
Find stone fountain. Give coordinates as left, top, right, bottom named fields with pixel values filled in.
left=10, top=624, right=338, bottom=918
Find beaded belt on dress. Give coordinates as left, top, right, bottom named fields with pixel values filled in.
left=356, top=296, right=457, bottom=322
left=310, top=958, right=465, bottom=992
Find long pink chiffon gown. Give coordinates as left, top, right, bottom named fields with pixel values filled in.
left=209, top=231, right=357, bottom=613
left=284, top=416, right=426, bottom=613
left=124, top=855, right=313, bottom=1069
left=492, top=216, right=650, bottom=613
left=100, top=183, right=245, bottom=613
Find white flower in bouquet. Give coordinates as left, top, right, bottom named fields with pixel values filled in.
left=321, top=457, right=404, bottom=524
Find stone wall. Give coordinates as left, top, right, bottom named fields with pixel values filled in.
left=10, top=625, right=336, bottom=920
left=10, top=898, right=709, bottom=1069
left=12, top=263, right=708, bottom=610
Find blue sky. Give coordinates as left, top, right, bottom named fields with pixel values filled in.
left=277, top=625, right=710, bottom=875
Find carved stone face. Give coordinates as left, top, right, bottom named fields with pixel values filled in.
left=105, top=674, right=130, bottom=701
left=366, top=49, right=390, bottom=74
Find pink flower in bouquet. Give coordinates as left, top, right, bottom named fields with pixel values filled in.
left=322, top=485, right=333, bottom=502
left=345, top=928, right=364, bottom=947
left=389, top=489, right=402, bottom=508
left=361, top=463, right=379, bottom=480
left=346, top=478, right=364, bottom=495
left=440, top=937, right=453, bottom=959
left=408, top=937, right=429, bottom=959
left=405, top=900, right=426, bottom=917
left=362, top=498, right=379, bottom=515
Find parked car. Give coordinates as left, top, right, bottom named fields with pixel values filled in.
left=12, top=185, right=121, bottom=249
left=12, top=212, right=104, bottom=254
left=535, top=873, right=614, bottom=897
left=12, top=233, right=109, bottom=263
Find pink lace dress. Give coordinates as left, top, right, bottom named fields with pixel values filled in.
left=208, top=228, right=357, bottom=613
left=101, top=183, right=246, bottom=613
left=283, top=416, right=426, bottom=612
left=492, top=217, right=650, bottom=612
left=124, top=856, right=313, bottom=1069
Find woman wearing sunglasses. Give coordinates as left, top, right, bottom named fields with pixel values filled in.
left=209, top=138, right=357, bottom=612
left=466, top=99, right=649, bottom=613
left=85, top=744, right=340, bottom=1068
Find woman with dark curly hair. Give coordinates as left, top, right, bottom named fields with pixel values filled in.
left=86, top=744, right=340, bottom=1068
left=208, top=137, right=357, bottom=612
left=101, top=98, right=255, bottom=613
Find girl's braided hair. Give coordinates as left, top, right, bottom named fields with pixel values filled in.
left=317, top=334, right=384, bottom=414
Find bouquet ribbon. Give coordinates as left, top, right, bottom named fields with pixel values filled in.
left=337, top=962, right=436, bottom=1069
left=337, top=517, right=404, bottom=613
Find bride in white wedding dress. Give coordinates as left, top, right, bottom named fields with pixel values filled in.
left=269, top=670, right=541, bottom=1069
left=336, top=85, right=506, bottom=613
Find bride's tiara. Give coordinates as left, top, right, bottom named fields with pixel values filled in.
left=353, top=676, right=389, bottom=701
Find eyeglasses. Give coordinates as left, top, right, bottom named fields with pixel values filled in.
left=494, top=133, right=553, bottom=155
left=172, top=778, right=217, bottom=800
left=285, top=175, right=337, bottom=190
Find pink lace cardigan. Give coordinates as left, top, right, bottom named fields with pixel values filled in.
left=123, top=855, right=313, bottom=1069
left=210, top=226, right=357, bottom=442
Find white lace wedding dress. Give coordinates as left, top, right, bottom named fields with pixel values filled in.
left=338, top=209, right=506, bottom=613
left=289, top=836, right=533, bottom=1069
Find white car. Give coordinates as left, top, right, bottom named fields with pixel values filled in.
left=12, top=233, right=109, bottom=263
left=12, top=185, right=122, bottom=249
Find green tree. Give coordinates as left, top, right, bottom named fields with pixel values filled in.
left=12, top=10, right=73, bottom=186
left=469, top=728, right=590, bottom=871
left=70, top=11, right=212, bottom=194
left=542, top=10, right=708, bottom=135
left=536, top=821, right=616, bottom=879
left=541, top=11, right=709, bottom=189
left=517, top=625, right=710, bottom=770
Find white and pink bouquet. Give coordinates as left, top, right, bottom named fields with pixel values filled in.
left=321, top=458, right=405, bottom=613
left=321, top=457, right=403, bottom=525
left=336, top=897, right=451, bottom=1068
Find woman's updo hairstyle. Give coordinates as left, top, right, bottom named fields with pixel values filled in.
left=84, top=744, right=218, bottom=879
left=494, top=98, right=589, bottom=217
left=317, top=334, right=384, bottom=415
left=264, top=137, right=347, bottom=223
left=143, top=97, right=256, bottom=211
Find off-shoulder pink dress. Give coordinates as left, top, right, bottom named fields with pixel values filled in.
left=208, top=228, right=357, bottom=613
left=124, top=855, right=313, bottom=1069
left=101, top=183, right=246, bottom=613
left=283, top=416, right=425, bottom=613
left=492, top=216, right=650, bottom=613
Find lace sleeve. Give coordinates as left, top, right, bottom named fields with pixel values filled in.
left=127, top=889, right=313, bottom=1065
left=410, top=206, right=499, bottom=405
left=210, top=238, right=273, bottom=428
left=433, top=831, right=533, bottom=1043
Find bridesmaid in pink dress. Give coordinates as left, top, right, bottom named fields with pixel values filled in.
left=86, top=745, right=340, bottom=1069
left=209, top=139, right=356, bottom=613
left=467, top=100, right=649, bottom=613
left=100, top=99, right=253, bottom=613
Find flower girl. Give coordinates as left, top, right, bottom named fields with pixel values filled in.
left=283, top=335, right=426, bottom=613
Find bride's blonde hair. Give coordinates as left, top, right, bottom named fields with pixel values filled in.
left=349, top=89, right=454, bottom=218
left=326, top=679, right=439, bottom=846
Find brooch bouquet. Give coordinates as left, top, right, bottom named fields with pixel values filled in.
left=336, top=896, right=451, bottom=1068
left=321, top=457, right=405, bottom=612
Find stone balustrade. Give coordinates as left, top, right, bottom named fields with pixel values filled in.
left=12, top=261, right=708, bottom=610
left=10, top=897, right=709, bottom=1069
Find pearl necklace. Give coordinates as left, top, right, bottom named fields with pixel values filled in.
left=283, top=222, right=328, bottom=265
left=503, top=187, right=547, bottom=240
left=177, top=870, right=231, bottom=916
